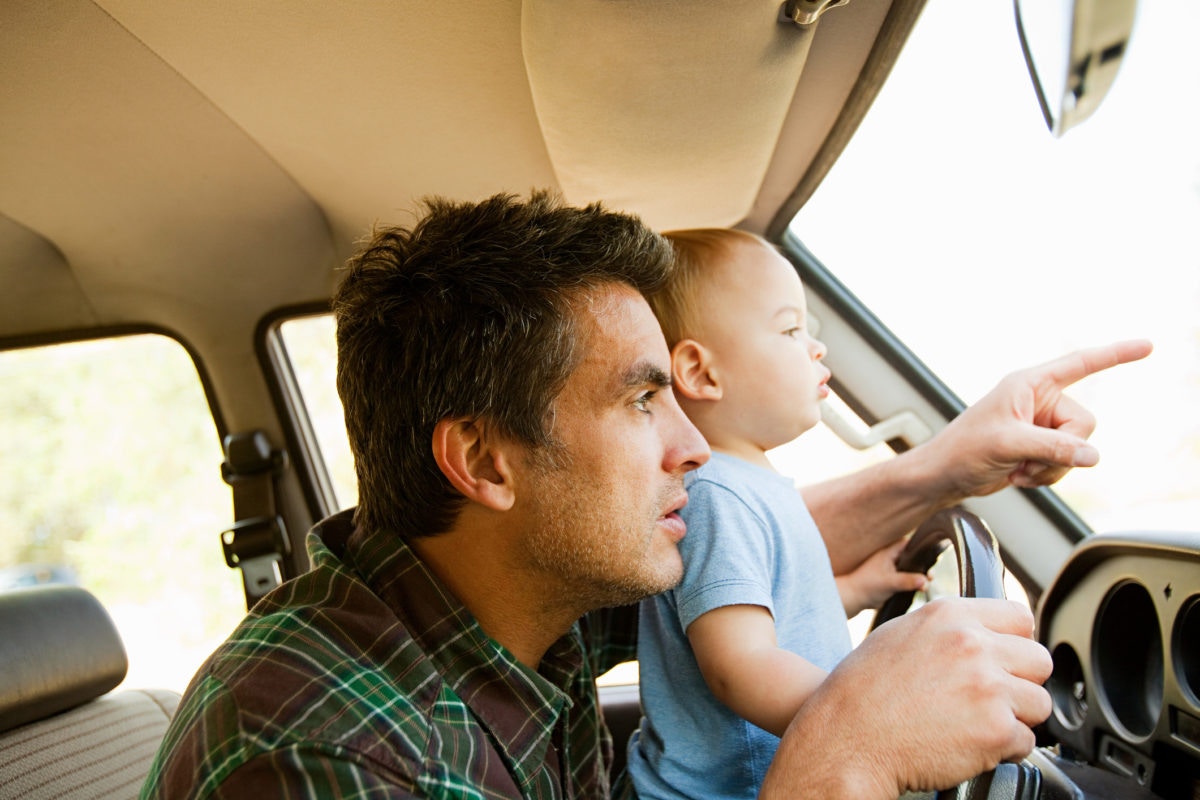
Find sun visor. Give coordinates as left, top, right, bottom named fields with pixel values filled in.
left=522, top=0, right=818, bottom=231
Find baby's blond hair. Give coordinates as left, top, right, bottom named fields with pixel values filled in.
left=650, top=228, right=770, bottom=347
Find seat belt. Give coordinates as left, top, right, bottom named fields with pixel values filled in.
left=220, top=430, right=292, bottom=608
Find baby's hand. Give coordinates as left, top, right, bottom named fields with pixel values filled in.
left=835, top=538, right=929, bottom=617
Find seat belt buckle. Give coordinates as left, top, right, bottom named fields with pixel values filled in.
left=220, top=515, right=290, bottom=601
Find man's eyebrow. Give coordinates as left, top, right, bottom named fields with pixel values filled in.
left=622, top=361, right=672, bottom=389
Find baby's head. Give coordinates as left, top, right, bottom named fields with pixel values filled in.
left=649, top=228, right=829, bottom=457
left=649, top=228, right=763, bottom=348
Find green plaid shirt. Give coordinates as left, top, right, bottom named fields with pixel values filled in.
left=141, top=509, right=638, bottom=799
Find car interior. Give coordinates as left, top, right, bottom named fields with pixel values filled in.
left=2, top=1, right=1197, bottom=798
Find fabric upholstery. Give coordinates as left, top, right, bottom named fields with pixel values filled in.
left=0, top=586, right=180, bottom=799
left=0, top=688, right=179, bottom=799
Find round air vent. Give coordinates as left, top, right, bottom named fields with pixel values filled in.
left=1174, top=594, right=1200, bottom=708
left=1093, top=581, right=1163, bottom=739
left=1047, top=642, right=1088, bottom=729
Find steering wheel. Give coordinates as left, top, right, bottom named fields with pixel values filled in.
left=869, top=506, right=1006, bottom=632
left=868, top=508, right=1043, bottom=800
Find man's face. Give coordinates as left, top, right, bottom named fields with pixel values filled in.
left=515, top=283, right=710, bottom=611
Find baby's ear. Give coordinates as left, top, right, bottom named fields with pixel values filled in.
left=671, top=339, right=722, bottom=401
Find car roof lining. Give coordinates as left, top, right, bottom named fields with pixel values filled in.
left=523, top=0, right=824, bottom=231
left=1, top=0, right=913, bottom=345
left=763, top=0, right=928, bottom=238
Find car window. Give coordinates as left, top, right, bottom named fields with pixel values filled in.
left=791, top=0, right=1199, bottom=536
left=0, top=334, right=245, bottom=691
left=278, top=315, right=358, bottom=510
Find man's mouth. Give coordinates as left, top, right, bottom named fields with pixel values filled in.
left=658, top=510, right=687, bottom=542
left=659, top=494, right=689, bottom=542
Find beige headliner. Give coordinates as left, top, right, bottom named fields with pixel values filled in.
left=0, top=0, right=920, bottom=354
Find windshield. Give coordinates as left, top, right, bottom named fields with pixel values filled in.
left=791, top=0, right=1199, bottom=536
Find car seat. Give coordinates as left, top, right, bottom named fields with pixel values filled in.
left=0, top=584, right=180, bottom=799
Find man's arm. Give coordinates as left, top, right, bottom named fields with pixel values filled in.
left=760, top=597, right=1053, bottom=799
left=806, top=339, right=1152, bottom=573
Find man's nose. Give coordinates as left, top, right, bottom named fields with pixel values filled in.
left=665, top=396, right=710, bottom=473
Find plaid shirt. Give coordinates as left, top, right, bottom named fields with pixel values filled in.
left=141, top=509, right=638, bottom=799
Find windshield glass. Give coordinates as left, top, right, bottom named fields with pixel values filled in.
left=791, top=0, right=1199, bottom=535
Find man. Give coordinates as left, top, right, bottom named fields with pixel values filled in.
left=142, top=191, right=1151, bottom=799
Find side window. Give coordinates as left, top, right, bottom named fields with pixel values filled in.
left=0, top=334, right=245, bottom=691
left=790, top=0, right=1199, bottom=537
left=278, top=315, right=357, bottom=510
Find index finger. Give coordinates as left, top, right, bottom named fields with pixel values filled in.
left=1037, top=339, right=1153, bottom=392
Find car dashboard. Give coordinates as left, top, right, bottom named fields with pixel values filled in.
left=1034, top=530, right=1200, bottom=798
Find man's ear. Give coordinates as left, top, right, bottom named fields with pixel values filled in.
left=671, top=338, right=722, bottom=401
left=431, top=418, right=516, bottom=511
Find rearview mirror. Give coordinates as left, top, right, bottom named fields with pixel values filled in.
left=1014, top=0, right=1138, bottom=137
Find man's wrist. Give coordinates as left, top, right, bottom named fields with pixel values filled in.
left=891, top=439, right=970, bottom=509
left=761, top=688, right=898, bottom=799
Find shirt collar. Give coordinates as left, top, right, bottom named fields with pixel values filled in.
left=309, top=509, right=584, bottom=785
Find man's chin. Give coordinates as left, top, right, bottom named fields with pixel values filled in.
left=644, top=549, right=685, bottom=594
left=605, top=559, right=682, bottom=608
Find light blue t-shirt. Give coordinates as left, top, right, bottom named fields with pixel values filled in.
left=627, top=452, right=852, bottom=800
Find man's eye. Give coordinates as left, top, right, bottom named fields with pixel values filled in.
left=633, top=390, right=657, bottom=413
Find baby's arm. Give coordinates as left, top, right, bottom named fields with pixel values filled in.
left=686, top=604, right=827, bottom=738
left=835, top=539, right=928, bottom=618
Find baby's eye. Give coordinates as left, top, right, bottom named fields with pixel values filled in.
left=633, top=390, right=657, bottom=413
left=784, top=326, right=804, bottom=339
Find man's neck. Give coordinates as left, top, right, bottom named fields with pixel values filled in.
left=409, top=520, right=578, bottom=669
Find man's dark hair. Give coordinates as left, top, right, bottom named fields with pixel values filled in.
left=333, top=190, right=673, bottom=539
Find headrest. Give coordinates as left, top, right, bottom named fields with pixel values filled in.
left=0, top=585, right=128, bottom=734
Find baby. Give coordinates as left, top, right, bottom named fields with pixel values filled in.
left=627, top=228, right=927, bottom=800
